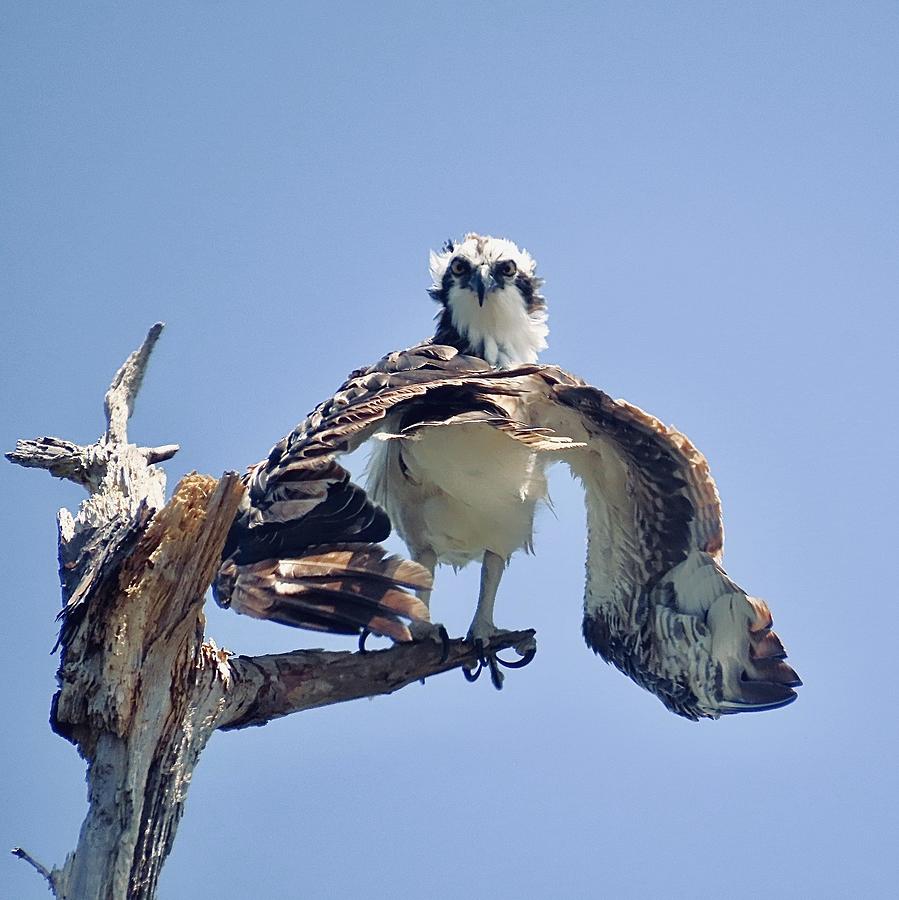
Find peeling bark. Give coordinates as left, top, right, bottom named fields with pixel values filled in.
left=6, top=323, right=537, bottom=900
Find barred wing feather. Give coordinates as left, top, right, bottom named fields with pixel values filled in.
left=527, top=378, right=800, bottom=719
left=215, top=345, right=510, bottom=639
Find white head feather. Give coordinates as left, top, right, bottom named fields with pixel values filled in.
left=429, top=233, right=548, bottom=369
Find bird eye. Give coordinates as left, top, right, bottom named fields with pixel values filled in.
left=450, top=257, right=470, bottom=276
left=498, top=260, right=517, bottom=278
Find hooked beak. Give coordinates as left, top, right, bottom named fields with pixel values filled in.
left=468, top=265, right=497, bottom=307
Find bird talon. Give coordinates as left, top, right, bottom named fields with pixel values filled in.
left=487, top=655, right=504, bottom=690
left=472, top=638, right=491, bottom=666
left=463, top=632, right=531, bottom=687
left=495, top=644, right=537, bottom=669
left=358, top=628, right=371, bottom=654
left=462, top=661, right=482, bottom=682
left=410, top=621, right=451, bottom=662
left=438, top=624, right=450, bottom=663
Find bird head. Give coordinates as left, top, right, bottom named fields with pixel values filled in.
left=427, top=234, right=548, bottom=368
left=428, top=233, right=543, bottom=311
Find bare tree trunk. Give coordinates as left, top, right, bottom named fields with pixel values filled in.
left=7, top=324, right=534, bottom=900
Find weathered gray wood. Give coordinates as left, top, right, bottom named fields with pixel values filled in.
left=49, top=472, right=244, bottom=899
left=5, top=437, right=97, bottom=484
left=8, top=323, right=539, bottom=900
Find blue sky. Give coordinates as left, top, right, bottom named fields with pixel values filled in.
left=2, top=3, right=897, bottom=897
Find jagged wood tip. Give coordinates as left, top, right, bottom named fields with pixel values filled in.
left=104, top=321, right=165, bottom=444
left=142, top=444, right=180, bottom=464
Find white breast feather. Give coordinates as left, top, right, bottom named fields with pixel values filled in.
left=448, top=286, right=548, bottom=368
left=366, top=421, right=549, bottom=567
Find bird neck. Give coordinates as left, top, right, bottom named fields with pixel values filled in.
left=433, top=295, right=549, bottom=369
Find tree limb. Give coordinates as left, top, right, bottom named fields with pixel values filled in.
left=4, top=437, right=95, bottom=484
left=11, top=847, right=57, bottom=891
left=220, top=629, right=537, bottom=730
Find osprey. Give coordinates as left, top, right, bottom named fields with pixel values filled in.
left=215, top=234, right=801, bottom=720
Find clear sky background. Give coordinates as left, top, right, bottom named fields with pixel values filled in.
left=2, top=3, right=897, bottom=898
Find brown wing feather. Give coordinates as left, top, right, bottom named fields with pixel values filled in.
left=217, top=344, right=529, bottom=640
left=525, top=376, right=799, bottom=719
left=215, top=545, right=432, bottom=641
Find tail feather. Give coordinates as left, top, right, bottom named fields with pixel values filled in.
left=236, top=581, right=359, bottom=635
left=213, top=544, right=431, bottom=642
left=273, top=577, right=428, bottom=623
left=274, top=544, right=433, bottom=591
left=705, top=587, right=800, bottom=713
left=749, top=655, right=803, bottom=687
left=718, top=682, right=799, bottom=714
left=750, top=628, right=788, bottom=660
left=638, top=550, right=801, bottom=717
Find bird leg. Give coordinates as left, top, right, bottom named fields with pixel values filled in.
left=467, top=549, right=504, bottom=644
left=411, top=547, right=437, bottom=607
left=463, top=549, right=537, bottom=689
left=407, top=547, right=449, bottom=656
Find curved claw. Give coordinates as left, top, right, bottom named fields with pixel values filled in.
left=462, top=661, right=483, bottom=682
left=437, top=624, right=451, bottom=663
left=486, top=655, right=504, bottom=690
left=358, top=628, right=371, bottom=654
left=495, top=644, right=537, bottom=669
left=463, top=634, right=534, bottom=688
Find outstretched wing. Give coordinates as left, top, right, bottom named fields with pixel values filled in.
left=215, top=344, right=538, bottom=639
left=525, top=371, right=800, bottom=719
left=218, top=347, right=799, bottom=718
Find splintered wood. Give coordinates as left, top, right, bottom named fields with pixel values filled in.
left=7, top=322, right=533, bottom=900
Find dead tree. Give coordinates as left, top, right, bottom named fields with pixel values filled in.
left=7, top=324, right=533, bottom=900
